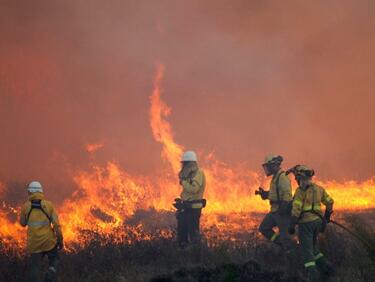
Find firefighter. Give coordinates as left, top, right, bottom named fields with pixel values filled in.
left=175, top=151, right=206, bottom=248
left=20, top=181, right=64, bottom=282
left=287, top=165, right=334, bottom=282
left=257, top=155, right=294, bottom=252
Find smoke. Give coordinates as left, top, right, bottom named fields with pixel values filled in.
left=1, top=0, right=374, bottom=202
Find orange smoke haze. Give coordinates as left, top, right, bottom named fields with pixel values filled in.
left=1, top=63, right=374, bottom=251
left=0, top=1, right=374, bottom=249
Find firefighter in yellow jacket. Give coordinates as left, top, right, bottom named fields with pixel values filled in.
left=287, top=165, right=334, bottom=282
left=20, top=181, right=63, bottom=282
left=257, top=155, right=294, bottom=252
left=175, top=151, right=206, bottom=248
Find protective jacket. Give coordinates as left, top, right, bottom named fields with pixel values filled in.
left=20, top=192, right=62, bottom=253
left=291, top=183, right=334, bottom=223
left=180, top=169, right=206, bottom=208
left=268, top=170, right=292, bottom=212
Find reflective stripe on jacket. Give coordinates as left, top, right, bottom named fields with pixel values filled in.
left=292, top=183, right=334, bottom=223
left=268, top=170, right=292, bottom=212
left=180, top=169, right=206, bottom=208
left=20, top=192, right=61, bottom=253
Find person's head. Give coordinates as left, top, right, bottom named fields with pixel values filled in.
left=27, top=181, right=43, bottom=195
left=262, top=155, right=283, bottom=176
left=180, top=151, right=198, bottom=167
left=289, top=165, right=315, bottom=189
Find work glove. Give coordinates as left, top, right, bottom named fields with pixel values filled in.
left=288, top=216, right=298, bottom=235
left=57, top=236, right=64, bottom=250
left=173, top=198, right=183, bottom=210
left=324, top=210, right=333, bottom=223
left=255, top=187, right=269, bottom=200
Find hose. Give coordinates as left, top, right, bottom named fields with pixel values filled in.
left=330, top=220, right=375, bottom=252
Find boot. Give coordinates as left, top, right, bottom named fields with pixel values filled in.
left=307, top=266, right=320, bottom=282
left=44, top=266, right=57, bottom=282
left=316, top=257, right=335, bottom=279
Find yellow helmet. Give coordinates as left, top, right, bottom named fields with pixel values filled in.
left=287, top=164, right=315, bottom=178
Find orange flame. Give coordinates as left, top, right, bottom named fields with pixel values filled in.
left=0, top=64, right=374, bottom=251
left=150, top=64, right=184, bottom=173
left=86, top=143, right=104, bottom=153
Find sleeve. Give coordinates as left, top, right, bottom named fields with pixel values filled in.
left=50, top=204, right=60, bottom=226
left=182, top=171, right=204, bottom=194
left=291, top=188, right=304, bottom=218
left=50, top=204, right=63, bottom=239
left=322, top=188, right=334, bottom=212
left=19, top=204, right=28, bottom=227
left=279, top=173, right=292, bottom=201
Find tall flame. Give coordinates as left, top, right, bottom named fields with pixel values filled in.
left=150, top=64, right=183, bottom=173
left=0, top=64, right=374, bottom=251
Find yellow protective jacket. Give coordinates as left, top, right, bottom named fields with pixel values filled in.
left=180, top=169, right=206, bottom=208
left=268, top=170, right=292, bottom=213
left=291, top=183, right=334, bottom=223
left=20, top=192, right=62, bottom=253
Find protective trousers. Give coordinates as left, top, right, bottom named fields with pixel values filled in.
left=28, top=245, right=59, bottom=282
left=259, top=212, right=294, bottom=252
left=298, top=219, right=324, bottom=282
left=177, top=208, right=202, bottom=247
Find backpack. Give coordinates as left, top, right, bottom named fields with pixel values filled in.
left=26, top=199, right=52, bottom=224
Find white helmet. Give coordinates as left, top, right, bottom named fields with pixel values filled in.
left=28, top=181, right=43, bottom=193
left=181, top=151, right=198, bottom=162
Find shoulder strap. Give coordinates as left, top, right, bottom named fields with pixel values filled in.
left=26, top=199, right=52, bottom=224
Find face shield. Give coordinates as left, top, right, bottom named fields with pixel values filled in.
left=262, top=163, right=280, bottom=176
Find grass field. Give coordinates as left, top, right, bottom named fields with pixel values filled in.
left=1, top=212, right=374, bottom=282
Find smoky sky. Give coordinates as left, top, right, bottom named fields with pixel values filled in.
left=0, top=0, right=374, bottom=202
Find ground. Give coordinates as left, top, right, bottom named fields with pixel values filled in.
left=0, top=212, right=374, bottom=282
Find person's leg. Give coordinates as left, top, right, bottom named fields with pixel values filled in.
left=312, top=221, right=334, bottom=279
left=274, top=213, right=295, bottom=252
left=29, top=253, right=42, bottom=282
left=177, top=210, right=188, bottom=247
left=44, top=246, right=59, bottom=282
left=189, top=208, right=202, bottom=243
left=259, top=212, right=278, bottom=243
left=298, top=222, right=320, bottom=282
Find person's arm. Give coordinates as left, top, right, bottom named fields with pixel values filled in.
left=279, top=173, right=292, bottom=201
left=288, top=188, right=304, bottom=234
left=19, top=204, right=28, bottom=227
left=291, top=188, right=304, bottom=219
left=322, top=188, right=334, bottom=222
left=322, top=189, right=334, bottom=211
left=182, top=171, right=203, bottom=194
left=51, top=205, right=64, bottom=249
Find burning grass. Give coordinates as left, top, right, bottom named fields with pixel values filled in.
left=1, top=211, right=374, bottom=282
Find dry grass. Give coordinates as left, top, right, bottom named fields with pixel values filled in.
left=0, top=212, right=374, bottom=282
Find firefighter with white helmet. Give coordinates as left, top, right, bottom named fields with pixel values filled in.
left=174, top=151, right=206, bottom=248
left=20, top=181, right=63, bottom=281
left=256, top=154, right=294, bottom=252
left=287, top=165, right=334, bottom=281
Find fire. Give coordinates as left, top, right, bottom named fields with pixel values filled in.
left=86, top=143, right=104, bottom=153
left=0, top=64, right=374, bottom=252
left=150, top=63, right=183, bottom=174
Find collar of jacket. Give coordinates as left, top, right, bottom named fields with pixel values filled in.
left=300, top=183, right=314, bottom=191
left=28, top=192, right=44, bottom=201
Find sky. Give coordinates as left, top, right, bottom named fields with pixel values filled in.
left=0, top=0, right=374, bottom=202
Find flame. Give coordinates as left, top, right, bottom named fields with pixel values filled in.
left=86, top=143, right=104, bottom=153
left=150, top=64, right=183, bottom=173
left=1, top=64, right=375, bottom=251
